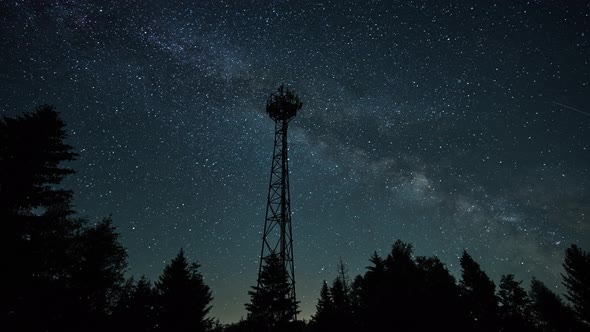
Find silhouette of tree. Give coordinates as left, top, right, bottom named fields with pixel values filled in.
left=310, top=261, right=357, bottom=332
left=329, top=270, right=355, bottom=332
left=498, top=274, right=534, bottom=331
left=10, top=215, right=127, bottom=332
left=0, top=105, right=83, bottom=331
left=246, top=252, right=299, bottom=332
left=384, top=240, right=421, bottom=330
left=73, top=217, right=128, bottom=319
left=530, top=278, right=578, bottom=332
left=346, top=240, right=424, bottom=331
left=349, top=275, right=364, bottom=330
left=415, top=255, right=468, bottom=330
left=0, top=105, right=77, bottom=330
left=562, top=244, right=590, bottom=327
left=355, top=251, right=386, bottom=331
left=336, top=259, right=351, bottom=295
left=459, top=250, right=498, bottom=331
left=0, top=105, right=77, bottom=217
left=310, top=281, right=334, bottom=331
left=331, top=262, right=351, bottom=313
left=154, top=248, right=213, bottom=332
left=112, top=276, right=157, bottom=332
left=367, top=251, right=385, bottom=277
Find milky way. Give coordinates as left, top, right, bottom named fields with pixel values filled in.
left=1, top=0, right=589, bottom=323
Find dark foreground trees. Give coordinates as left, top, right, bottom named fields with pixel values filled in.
left=1, top=106, right=127, bottom=331
left=245, top=252, right=300, bottom=332
left=459, top=250, right=499, bottom=331
left=497, top=274, right=535, bottom=331
left=3, top=106, right=589, bottom=332
left=110, top=250, right=213, bottom=332
left=310, top=240, right=468, bottom=331
left=530, top=277, right=579, bottom=332
left=563, top=244, right=590, bottom=327
left=112, top=276, right=157, bottom=332
left=155, top=249, right=213, bottom=332
left=1, top=106, right=215, bottom=332
left=309, top=241, right=590, bottom=332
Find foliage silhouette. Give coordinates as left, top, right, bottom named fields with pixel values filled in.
left=498, top=274, right=535, bottom=331
left=1, top=105, right=78, bottom=329
left=154, top=248, right=213, bottom=332
left=562, top=244, right=590, bottom=327
left=328, top=261, right=355, bottom=332
left=4, top=106, right=590, bottom=332
left=310, top=281, right=333, bottom=331
left=246, top=252, right=299, bottom=332
left=112, top=276, right=157, bottom=332
left=415, top=255, right=468, bottom=330
left=0, top=104, right=77, bottom=217
left=530, top=278, right=579, bottom=332
left=1, top=106, right=128, bottom=332
left=459, top=250, right=499, bottom=331
left=306, top=243, right=589, bottom=332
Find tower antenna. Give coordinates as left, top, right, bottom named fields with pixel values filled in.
left=257, top=84, right=302, bottom=321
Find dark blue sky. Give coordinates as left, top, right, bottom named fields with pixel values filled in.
left=1, top=0, right=589, bottom=323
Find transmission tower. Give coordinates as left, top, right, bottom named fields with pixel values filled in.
left=257, top=85, right=302, bottom=320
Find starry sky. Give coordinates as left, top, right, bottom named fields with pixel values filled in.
left=1, top=0, right=589, bottom=323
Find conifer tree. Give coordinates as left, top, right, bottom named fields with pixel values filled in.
left=311, top=281, right=333, bottom=331
left=113, top=276, right=156, bottom=332
left=416, top=255, right=467, bottom=330
left=73, top=217, right=128, bottom=319
left=530, top=278, right=578, bottom=331
left=498, top=274, right=534, bottom=331
left=0, top=104, right=77, bottom=217
left=459, top=250, right=498, bottom=331
left=155, top=249, right=213, bottom=332
left=0, top=105, right=80, bottom=331
left=2, top=106, right=128, bottom=331
left=246, top=252, right=299, bottom=331
left=562, top=244, right=590, bottom=326
left=331, top=260, right=352, bottom=316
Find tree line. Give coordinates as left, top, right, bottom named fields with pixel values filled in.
left=1, top=106, right=213, bottom=332
left=1, top=106, right=589, bottom=332
left=304, top=241, right=589, bottom=332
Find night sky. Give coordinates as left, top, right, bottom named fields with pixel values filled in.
left=1, top=0, right=589, bottom=323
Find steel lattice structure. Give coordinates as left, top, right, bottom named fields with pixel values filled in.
left=257, top=85, right=302, bottom=320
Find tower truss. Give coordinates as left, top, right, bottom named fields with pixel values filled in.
left=257, top=85, right=302, bottom=320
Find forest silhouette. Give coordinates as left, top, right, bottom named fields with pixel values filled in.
left=1, top=106, right=589, bottom=331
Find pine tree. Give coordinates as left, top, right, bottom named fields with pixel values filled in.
left=1, top=106, right=132, bottom=332
left=562, top=244, right=590, bottom=326
left=530, top=278, right=578, bottom=331
left=498, top=274, right=534, bottom=331
left=367, top=251, right=385, bottom=277
left=416, top=255, right=467, bottom=330
left=311, top=281, right=333, bottom=331
left=246, top=252, right=299, bottom=331
left=329, top=276, right=356, bottom=332
left=113, top=276, right=156, bottom=332
left=155, top=249, right=213, bottom=332
left=331, top=260, right=352, bottom=316
left=0, top=105, right=77, bottom=217
left=352, top=252, right=384, bottom=332
left=0, top=105, right=80, bottom=331
left=385, top=240, right=421, bottom=330
left=311, top=262, right=356, bottom=332
left=349, top=274, right=364, bottom=329
left=73, top=217, right=128, bottom=321
left=0, top=105, right=78, bottom=279
left=459, top=250, right=498, bottom=331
